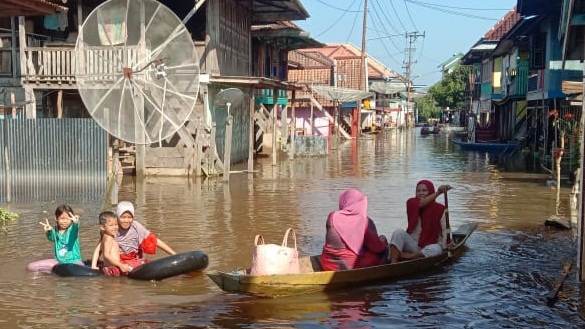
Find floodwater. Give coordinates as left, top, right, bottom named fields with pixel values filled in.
left=0, top=128, right=583, bottom=328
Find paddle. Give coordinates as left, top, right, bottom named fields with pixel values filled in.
left=546, top=261, right=573, bottom=306
left=444, top=189, right=453, bottom=256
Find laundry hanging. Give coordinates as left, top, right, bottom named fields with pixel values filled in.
left=97, top=7, right=126, bottom=45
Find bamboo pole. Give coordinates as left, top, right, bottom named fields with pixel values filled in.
left=289, top=90, right=296, bottom=160
left=272, top=89, right=278, bottom=166
left=248, top=94, right=254, bottom=173
left=223, top=103, right=232, bottom=182
left=579, top=30, right=585, bottom=281
left=57, top=90, right=63, bottom=118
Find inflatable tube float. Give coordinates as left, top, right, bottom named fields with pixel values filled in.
left=52, top=263, right=102, bottom=277
left=128, top=250, right=209, bottom=281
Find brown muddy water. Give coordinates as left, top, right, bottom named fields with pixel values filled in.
left=0, top=128, right=583, bottom=328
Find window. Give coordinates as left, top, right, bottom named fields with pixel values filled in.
left=0, top=36, right=12, bottom=76
left=530, top=33, right=546, bottom=69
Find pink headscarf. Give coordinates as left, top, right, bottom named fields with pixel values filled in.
left=329, top=189, right=369, bottom=254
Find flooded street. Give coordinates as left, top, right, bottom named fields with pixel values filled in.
left=0, top=128, right=583, bottom=328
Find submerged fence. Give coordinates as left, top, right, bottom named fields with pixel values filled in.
left=0, top=118, right=107, bottom=203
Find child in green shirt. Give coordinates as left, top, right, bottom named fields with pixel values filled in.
left=26, top=205, right=83, bottom=272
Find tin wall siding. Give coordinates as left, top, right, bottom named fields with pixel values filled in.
left=0, top=119, right=107, bottom=203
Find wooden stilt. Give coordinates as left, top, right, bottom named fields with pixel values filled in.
left=248, top=94, right=254, bottom=173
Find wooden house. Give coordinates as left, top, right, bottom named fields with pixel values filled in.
left=287, top=43, right=403, bottom=136
left=0, top=0, right=318, bottom=178
left=461, top=8, right=520, bottom=143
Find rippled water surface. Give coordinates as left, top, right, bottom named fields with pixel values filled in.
left=0, top=129, right=583, bottom=328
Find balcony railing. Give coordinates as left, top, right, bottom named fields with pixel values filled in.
left=21, top=45, right=144, bottom=86
left=256, top=89, right=288, bottom=105
left=528, top=69, right=544, bottom=92
left=513, top=61, right=528, bottom=96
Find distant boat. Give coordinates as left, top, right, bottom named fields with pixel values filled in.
left=452, top=139, right=519, bottom=153
left=420, top=124, right=440, bottom=136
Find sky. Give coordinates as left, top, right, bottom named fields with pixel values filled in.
left=295, top=0, right=517, bottom=88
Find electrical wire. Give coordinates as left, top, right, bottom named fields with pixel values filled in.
left=313, top=0, right=361, bottom=38
left=313, top=0, right=362, bottom=12
left=405, top=0, right=511, bottom=11
left=403, top=0, right=418, bottom=31
left=345, top=0, right=363, bottom=43
left=404, top=0, right=505, bottom=21
left=369, top=0, right=403, bottom=66
left=388, top=0, right=407, bottom=31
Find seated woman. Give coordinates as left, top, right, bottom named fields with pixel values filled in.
left=321, top=189, right=389, bottom=271
left=389, top=180, right=451, bottom=263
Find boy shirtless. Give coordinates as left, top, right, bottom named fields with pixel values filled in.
left=92, top=211, right=139, bottom=275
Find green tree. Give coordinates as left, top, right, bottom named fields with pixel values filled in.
left=427, top=65, right=471, bottom=110
left=415, top=94, right=440, bottom=122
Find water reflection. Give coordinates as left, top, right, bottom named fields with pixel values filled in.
left=0, top=128, right=583, bottom=328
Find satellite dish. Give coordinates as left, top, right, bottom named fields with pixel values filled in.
left=75, top=0, right=200, bottom=144
left=213, top=88, right=244, bottom=182
left=213, top=88, right=245, bottom=112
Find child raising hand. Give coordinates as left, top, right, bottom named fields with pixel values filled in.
left=27, top=205, right=83, bottom=272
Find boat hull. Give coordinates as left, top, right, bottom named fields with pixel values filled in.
left=208, top=223, right=477, bottom=297
left=452, top=140, right=518, bottom=152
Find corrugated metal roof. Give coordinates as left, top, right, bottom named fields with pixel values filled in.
left=470, top=44, right=498, bottom=51
left=234, top=0, right=309, bottom=23
left=252, top=21, right=323, bottom=49
left=0, top=0, right=67, bottom=17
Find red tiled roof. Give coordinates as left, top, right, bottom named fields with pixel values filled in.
left=484, top=6, right=521, bottom=40
left=298, top=43, right=399, bottom=79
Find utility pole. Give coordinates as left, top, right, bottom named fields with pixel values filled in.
left=360, top=0, right=368, bottom=92
left=404, top=31, right=424, bottom=128
left=358, top=0, right=368, bottom=139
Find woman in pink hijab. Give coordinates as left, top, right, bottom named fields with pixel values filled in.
left=320, top=189, right=389, bottom=271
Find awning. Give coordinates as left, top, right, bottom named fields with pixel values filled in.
left=368, top=81, right=407, bottom=94
left=400, top=91, right=426, bottom=100
left=210, top=75, right=303, bottom=91
left=562, top=80, right=583, bottom=101
left=234, top=0, right=309, bottom=23
left=310, top=85, right=374, bottom=102
left=252, top=25, right=323, bottom=50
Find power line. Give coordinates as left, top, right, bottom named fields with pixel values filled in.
left=346, top=0, right=364, bottom=43
left=404, top=0, right=505, bottom=20
left=402, top=0, right=418, bottom=31
left=389, top=0, right=407, bottom=31
left=371, top=0, right=403, bottom=35
left=313, top=0, right=362, bottom=12
left=369, top=0, right=403, bottom=66
left=404, top=0, right=511, bottom=11
left=313, top=0, right=361, bottom=38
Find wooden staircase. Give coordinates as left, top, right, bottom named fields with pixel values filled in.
left=309, top=96, right=352, bottom=139
left=475, top=126, right=497, bottom=142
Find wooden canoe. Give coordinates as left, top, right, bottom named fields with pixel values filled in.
left=207, top=223, right=477, bottom=297
left=452, top=139, right=519, bottom=152
left=421, top=127, right=440, bottom=135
